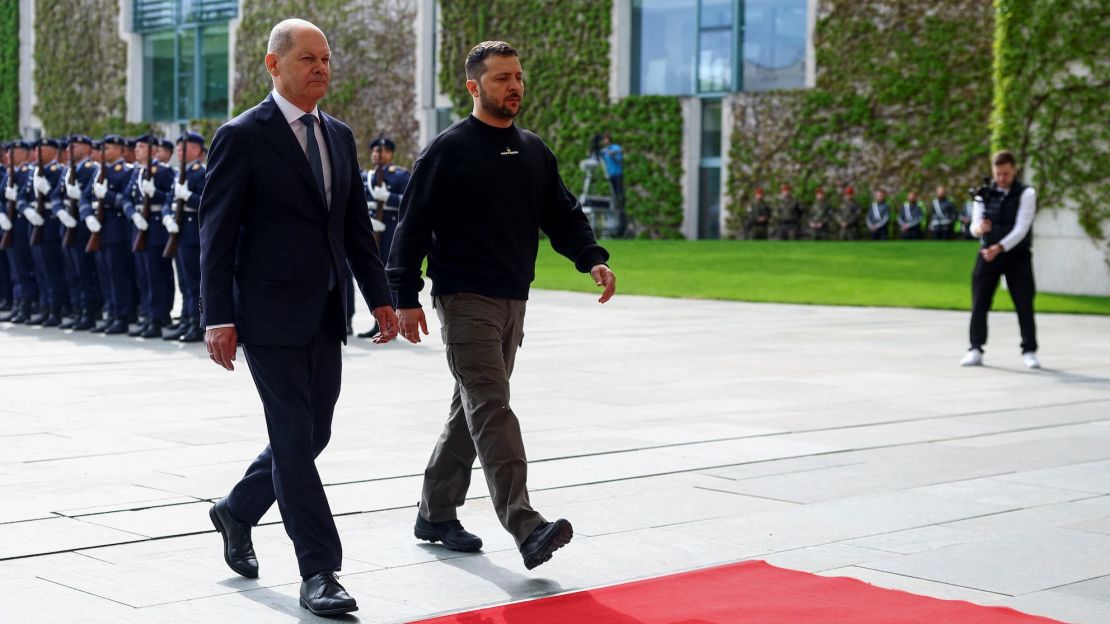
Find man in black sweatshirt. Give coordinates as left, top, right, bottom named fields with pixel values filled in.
left=387, top=41, right=616, bottom=570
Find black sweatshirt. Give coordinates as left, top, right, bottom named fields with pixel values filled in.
left=387, top=115, right=610, bottom=308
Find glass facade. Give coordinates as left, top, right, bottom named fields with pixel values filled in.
left=698, top=99, right=723, bottom=239
left=633, top=0, right=808, bottom=95
left=137, top=0, right=234, bottom=121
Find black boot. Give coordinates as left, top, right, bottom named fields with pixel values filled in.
left=0, top=298, right=11, bottom=313
left=140, top=320, right=164, bottom=339
left=180, top=322, right=204, bottom=343
left=58, top=311, right=78, bottom=330
left=90, top=316, right=113, bottom=333
left=0, top=300, right=18, bottom=322
left=27, top=303, right=48, bottom=325
left=128, top=321, right=148, bottom=337
left=42, top=307, right=63, bottom=328
left=105, top=318, right=130, bottom=335
left=72, top=311, right=96, bottom=331
left=163, top=319, right=190, bottom=341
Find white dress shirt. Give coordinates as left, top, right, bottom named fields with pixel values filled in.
left=971, top=186, right=1036, bottom=251
left=271, top=88, right=332, bottom=208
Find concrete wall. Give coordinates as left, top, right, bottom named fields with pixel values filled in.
left=1033, top=207, right=1110, bottom=296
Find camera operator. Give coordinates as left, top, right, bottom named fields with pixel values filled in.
left=960, top=150, right=1039, bottom=369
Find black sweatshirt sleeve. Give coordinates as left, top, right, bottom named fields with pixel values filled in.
left=386, top=154, right=438, bottom=308
left=539, top=147, right=609, bottom=273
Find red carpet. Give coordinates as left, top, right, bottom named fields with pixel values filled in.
left=408, top=560, right=1065, bottom=624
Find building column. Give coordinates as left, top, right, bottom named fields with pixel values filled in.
left=609, top=0, right=631, bottom=102
left=18, top=0, right=39, bottom=135
left=680, top=97, right=700, bottom=240
left=1032, top=207, right=1110, bottom=296
left=118, top=0, right=143, bottom=123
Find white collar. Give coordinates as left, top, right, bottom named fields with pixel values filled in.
left=272, top=88, right=320, bottom=126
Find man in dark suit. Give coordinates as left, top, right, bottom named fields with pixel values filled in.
left=199, top=18, right=398, bottom=617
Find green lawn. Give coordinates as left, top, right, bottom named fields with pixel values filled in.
left=533, top=240, right=1110, bottom=315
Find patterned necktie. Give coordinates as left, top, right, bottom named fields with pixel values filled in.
left=300, top=113, right=326, bottom=202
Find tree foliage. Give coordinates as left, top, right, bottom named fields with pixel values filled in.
left=0, top=0, right=18, bottom=138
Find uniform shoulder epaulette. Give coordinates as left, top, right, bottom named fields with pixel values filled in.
left=191, top=164, right=200, bottom=171
left=388, top=165, right=397, bottom=172
left=114, top=164, right=122, bottom=172
left=151, top=166, right=158, bottom=174
left=84, top=162, right=92, bottom=168
left=50, top=164, right=58, bottom=172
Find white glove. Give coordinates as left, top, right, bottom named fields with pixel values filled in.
left=370, top=217, right=386, bottom=233
left=65, top=181, right=82, bottom=200
left=23, top=208, right=45, bottom=227
left=0, top=212, right=10, bottom=231
left=174, top=181, right=192, bottom=202
left=3, top=185, right=16, bottom=201
left=370, top=184, right=390, bottom=203
left=58, top=211, right=78, bottom=228
left=131, top=212, right=148, bottom=231
left=93, top=179, right=108, bottom=199
left=84, top=215, right=102, bottom=233
left=162, top=214, right=179, bottom=233
left=33, top=171, right=52, bottom=196
left=140, top=177, right=157, bottom=197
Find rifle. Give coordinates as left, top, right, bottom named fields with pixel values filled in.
left=371, top=163, right=386, bottom=247
left=162, top=150, right=188, bottom=259
left=131, top=140, right=152, bottom=253
left=29, top=143, right=47, bottom=246
left=0, top=147, right=14, bottom=250
left=62, top=141, right=78, bottom=248
left=84, top=150, right=107, bottom=254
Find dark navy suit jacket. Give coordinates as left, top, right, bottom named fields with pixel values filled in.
left=199, top=94, right=392, bottom=347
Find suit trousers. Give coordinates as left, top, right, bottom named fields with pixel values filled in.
left=419, top=293, right=545, bottom=547
left=225, top=289, right=345, bottom=577
left=970, top=246, right=1037, bottom=353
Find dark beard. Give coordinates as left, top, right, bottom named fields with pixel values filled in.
left=478, top=89, right=520, bottom=120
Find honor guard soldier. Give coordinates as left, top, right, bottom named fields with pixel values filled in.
left=897, top=191, right=924, bottom=240
left=157, top=138, right=179, bottom=320
left=358, top=135, right=410, bottom=338
left=866, top=189, right=891, bottom=240
left=59, top=135, right=103, bottom=330
left=20, top=138, right=71, bottom=326
left=0, top=144, right=15, bottom=315
left=125, top=135, right=176, bottom=338
left=836, top=186, right=862, bottom=240
left=773, top=183, right=803, bottom=240
left=1, top=140, right=42, bottom=323
left=806, top=187, right=832, bottom=240
left=81, top=134, right=136, bottom=334
left=743, top=187, right=771, bottom=240
left=156, top=138, right=175, bottom=164
left=929, top=186, right=957, bottom=240
left=163, top=131, right=205, bottom=343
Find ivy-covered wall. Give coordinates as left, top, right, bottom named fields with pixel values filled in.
left=33, top=0, right=133, bottom=136
left=0, top=0, right=18, bottom=138
left=439, top=1, right=685, bottom=238
left=234, top=0, right=419, bottom=167
left=992, top=0, right=1109, bottom=245
left=727, top=0, right=994, bottom=237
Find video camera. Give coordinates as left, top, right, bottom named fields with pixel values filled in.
left=969, top=177, right=1004, bottom=223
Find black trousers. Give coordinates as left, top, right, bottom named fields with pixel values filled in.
left=226, top=290, right=345, bottom=577
left=970, top=247, right=1037, bottom=353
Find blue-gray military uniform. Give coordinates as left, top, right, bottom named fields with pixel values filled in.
left=80, top=135, right=136, bottom=333
left=361, top=153, right=409, bottom=261
left=125, top=135, right=176, bottom=336
left=18, top=139, right=71, bottom=325
left=3, top=141, right=40, bottom=322
left=866, top=199, right=891, bottom=240
left=0, top=147, right=15, bottom=315
left=169, top=131, right=206, bottom=342
left=59, top=135, right=104, bottom=329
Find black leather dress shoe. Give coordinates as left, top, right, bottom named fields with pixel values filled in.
left=140, top=322, right=164, bottom=338
left=163, top=323, right=188, bottom=340
left=520, top=519, right=573, bottom=570
left=179, top=324, right=204, bottom=343
left=105, top=319, right=130, bottom=335
left=209, top=498, right=259, bottom=578
left=128, top=322, right=147, bottom=337
left=300, top=571, right=358, bottom=616
left=414, top=514, right=483, bottom=552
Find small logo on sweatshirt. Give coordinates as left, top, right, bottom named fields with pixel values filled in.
left=501, top=147, right=519, bottom=156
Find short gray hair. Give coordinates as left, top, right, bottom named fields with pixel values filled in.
left=267, top=19, right=320, bottom=57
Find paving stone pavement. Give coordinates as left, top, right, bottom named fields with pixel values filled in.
left=1, top=289, right=1109, bottom=623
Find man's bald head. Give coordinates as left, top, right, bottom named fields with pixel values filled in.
left=268, top=19, right=324, bottom=57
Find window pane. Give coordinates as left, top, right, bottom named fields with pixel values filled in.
left=201, top=25, right=229, bottom=117
left=633, top=0, right=697, bottom=95
left=144, top=32, right=176, bottom=121
left=698, top=166, right=721, bottom=239
left=701, top=100, right=722, bottom=159
left=177, top=28, right=197, bottom=119
left=701, top=0, right=733, bottom=28
left=698, top=28, right=732, bottom=92
left=742, top=0, right=807, bottom=91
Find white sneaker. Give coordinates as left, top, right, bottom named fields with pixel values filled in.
left=960, top=348, right=983, bottom=366
left=1023, top=352, right=1041, bottom=369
